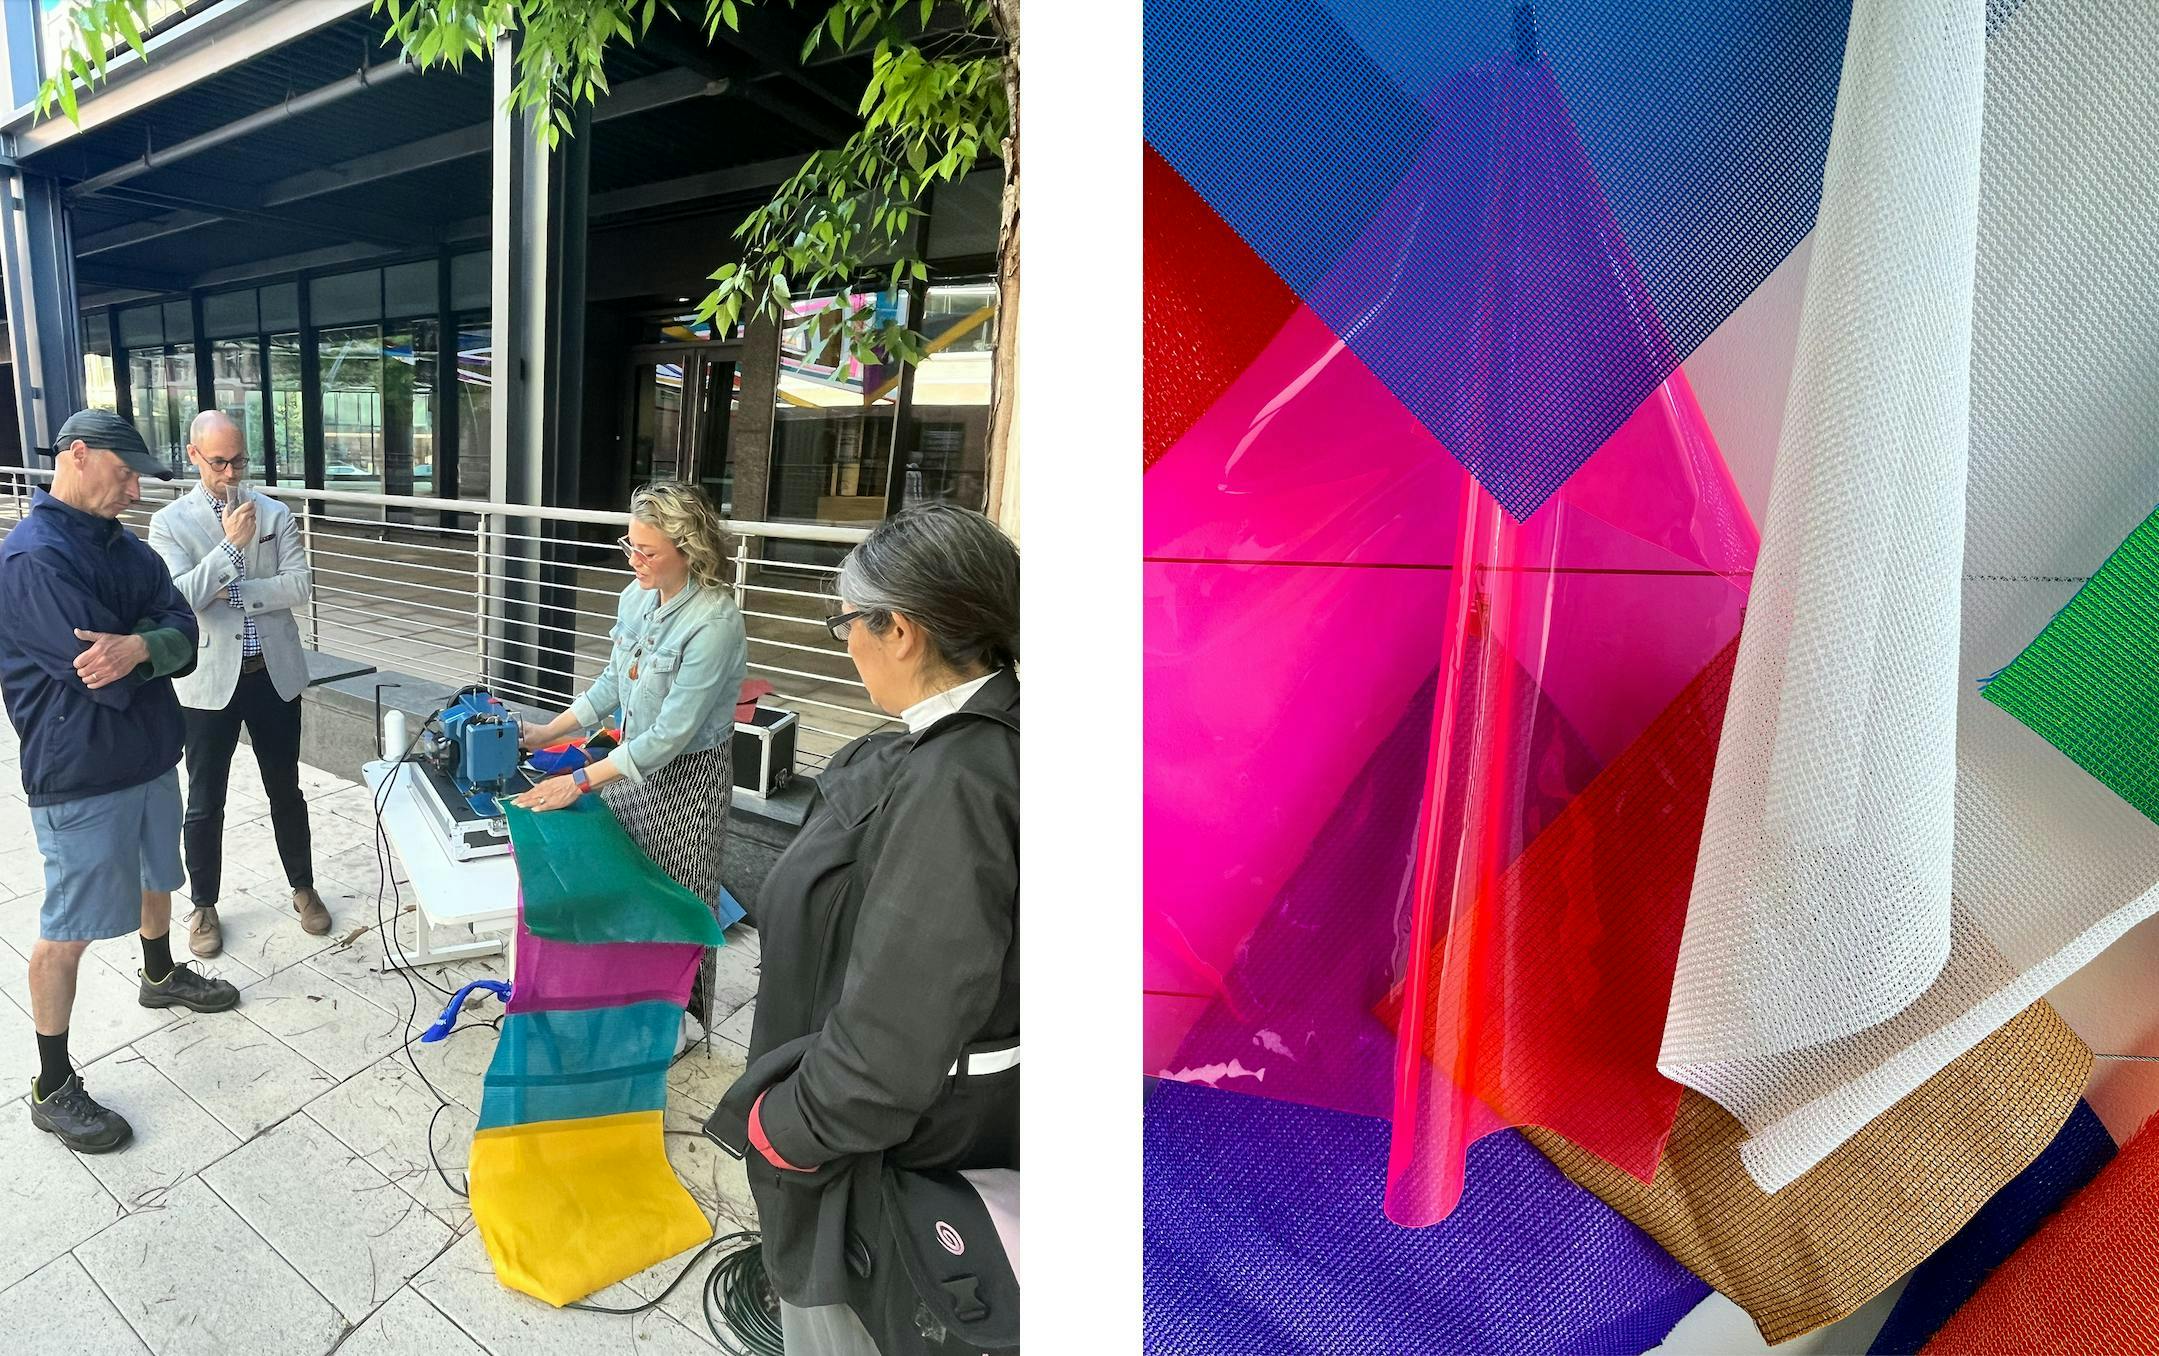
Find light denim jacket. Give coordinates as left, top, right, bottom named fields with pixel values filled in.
left=569, top=579, right=749, bottom=784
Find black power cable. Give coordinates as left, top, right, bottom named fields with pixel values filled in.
left=569, top=1225, right=784, bottom=1356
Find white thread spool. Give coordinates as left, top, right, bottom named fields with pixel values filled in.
left=383, top=708, right=408, bottom=760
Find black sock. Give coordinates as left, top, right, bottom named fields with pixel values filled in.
left=141, top=931, right=174, bottom=984
left=35, top=1030, right=70, bottom=1099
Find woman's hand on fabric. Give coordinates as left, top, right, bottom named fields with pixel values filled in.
left=511, top=775, right=581, bottom=812
left=518, top=720, right=554, bottom=751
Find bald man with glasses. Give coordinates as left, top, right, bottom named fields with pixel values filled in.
left=148, top=411, right=329, bottom=957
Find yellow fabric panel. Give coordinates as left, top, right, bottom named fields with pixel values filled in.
left=469, top=1109, right=711, bottom=1307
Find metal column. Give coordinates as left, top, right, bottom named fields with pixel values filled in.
left=0, top=170, right=86, bottom=460
left=487, top=33, right=588, bottom=704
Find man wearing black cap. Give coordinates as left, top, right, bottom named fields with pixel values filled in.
left=0, top=410, right=242, bottom=1154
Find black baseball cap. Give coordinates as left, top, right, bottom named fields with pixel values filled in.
left=49, top=408, right=172, bottom=480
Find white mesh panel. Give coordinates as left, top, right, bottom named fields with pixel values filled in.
left=1662, top=0, right=2159, bottom=1190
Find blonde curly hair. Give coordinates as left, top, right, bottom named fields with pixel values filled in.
left=629, top=481, right=730, bottom=589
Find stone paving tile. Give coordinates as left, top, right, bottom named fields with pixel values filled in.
left=75, top=1176, right=346, bottom=1356
left=200, top=884, right=347, bottom=976
left=333, top=1285, right=486, bottom=1356
left=68, top=1047, right=241, bottom=1215
left=0, top=1253, right=151, bottom=1355
left=305, top=1050, right=480, bottom=1231
left=0, top=1103, right=123, bottom=1294
left=203, top=1113, right=456, bottom=1323
left=712, top=1001, right=754, bottom=1051
left=234, top=960, right=409, bottom=1082
left=666, top=1028, right=748, bottom=1118
left=130, top=1008, right=338, bottom=1141
left=0, top=992, right=37, bottom=1105
left=705, top=941, right=763, bottom=1027
left=0, top=898, right=39, bottom=967
left=413, top=1229, right=717, bottom=1356
left=663, top=1103, right=759, bottom=1235
left=0, top=844, right=50, bottom=900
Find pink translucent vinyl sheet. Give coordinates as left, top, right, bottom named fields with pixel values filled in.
left=504, top=900, right=703, bottom=1016
left=1144, top=304, right=1757, bottom=1221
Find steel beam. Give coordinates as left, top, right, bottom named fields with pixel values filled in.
left=97, top=182, right=437, bottom=251
left=69, top=56, right=416, bottom=199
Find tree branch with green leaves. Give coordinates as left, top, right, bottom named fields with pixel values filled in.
left=38, top=0, right=1011, bottom=375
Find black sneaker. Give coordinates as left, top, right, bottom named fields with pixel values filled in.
left=138, top=963, right=241, bottom=1013
left=29, top=1074, right=133, bottom=1154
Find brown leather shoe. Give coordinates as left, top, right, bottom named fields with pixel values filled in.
left=187, top=906, right=222, bottom=958
left=293, top=887, right=331, bottom=936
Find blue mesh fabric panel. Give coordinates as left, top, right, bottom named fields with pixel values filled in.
left=1868, top=1100, right=2117, bottom=1354
left=1142, top=0, right=1430, bottom=298
left=476, top=1000, right=678, bottom=1131
left=1143, top=1081, right=1708, bottom=1354
left=1145, top=0, right=1849, bottom=517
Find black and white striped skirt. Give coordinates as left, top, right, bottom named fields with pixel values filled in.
left=600, top=742, right=733, bottom=1023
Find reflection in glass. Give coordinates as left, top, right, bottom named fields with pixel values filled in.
left=901, top=281, right=997, bottom=511
left=318, top=324, right=384, bottom=495
left=696, top=357, right=738, bottom=515
left=457, top=319, right=492, bottom=499
left=630, top=360, right=686, bottom=485
left=83, top=316, right=116, bottom=413
left=384, top=321, right=438, bottom=498
left=269, top=332, right=304, bottom=486
left=209, top=338, right=265, bottom=462
left=767, top=290, right=904, bottom=524
left=126, top=344, right=195, bottom=475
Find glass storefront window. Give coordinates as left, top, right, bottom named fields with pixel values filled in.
left=318, top=324, right=384, bottom=494
left=767, top=290, right=905, bottom=525
left=456, top=318, right=492, bottom=500
left=383, top=321, right=438, bottom=498
left=268, top=332, right=304, bottom=487
left=901, top=281, right=997, bottom=511
left=82, top=314, right=116, bottom=413
left=126, top=343, right=195, bottom=476
left=208, top=338, right=264, bottom=463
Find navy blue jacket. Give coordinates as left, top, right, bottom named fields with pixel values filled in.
left=1, top=488, right=197, bottom=806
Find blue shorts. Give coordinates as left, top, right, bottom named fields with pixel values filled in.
left=29, top=769, right=185, bottom=942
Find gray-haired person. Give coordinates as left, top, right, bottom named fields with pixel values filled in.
left=716, top=503, right=1019, bottom=1355
left=0, top=411, right=242, bottom=1154
left=148, top=411, right=328, bottom=957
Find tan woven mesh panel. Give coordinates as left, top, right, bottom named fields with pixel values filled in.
left=1527, top=1002, right=2089, bottom=1344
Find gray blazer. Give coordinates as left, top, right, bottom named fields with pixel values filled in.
left=148, top=486, right=312, bottom=708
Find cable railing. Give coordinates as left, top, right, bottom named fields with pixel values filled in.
left=0, top=467, right=893, bottom=771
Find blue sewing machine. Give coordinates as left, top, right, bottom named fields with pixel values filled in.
left=411, top=687, right=534, bottom=861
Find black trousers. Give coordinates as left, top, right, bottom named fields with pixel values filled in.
left=183, top=665, right=314, bottom=907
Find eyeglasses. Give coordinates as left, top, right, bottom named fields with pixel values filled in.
left=824, top=609, right=867, bottom=642
left=616, top=535, right=661, bottom=563
left=197, top=453, right=247, bottom=473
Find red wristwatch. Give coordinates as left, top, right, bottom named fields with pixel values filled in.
left=570, top=767, right=591, bottom=794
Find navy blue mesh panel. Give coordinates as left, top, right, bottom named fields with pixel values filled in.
left=1143, top=1081, right=1708, bottom=1354
left=1142, top=0, right=1430, bottom=297
left=1145, top=0, right=1851, bottom=517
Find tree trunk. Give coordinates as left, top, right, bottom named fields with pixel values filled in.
left=985, top=0, right=1019, bottom=540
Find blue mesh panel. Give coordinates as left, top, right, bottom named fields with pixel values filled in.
left=1145, top=0, right=1850, bottom=517
left=1142, top=0, right=1430, bottom=297
left=476, top=1000, right=678, bottom=1131
left=1143, top=1081, right=1708, bottom=1354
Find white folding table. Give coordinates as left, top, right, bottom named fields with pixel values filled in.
left=360, top=759, right=519, bottom=970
